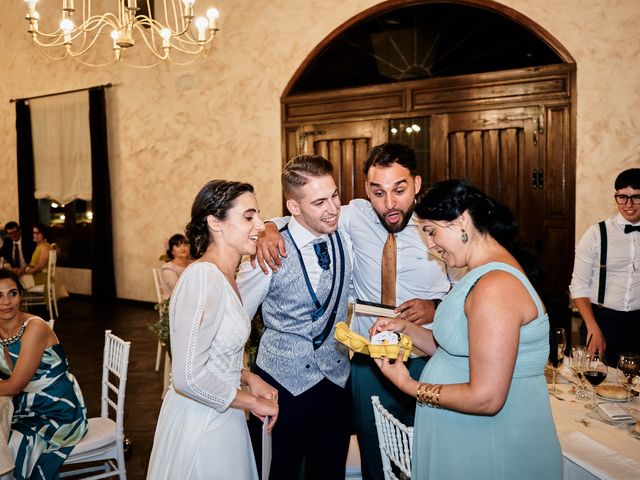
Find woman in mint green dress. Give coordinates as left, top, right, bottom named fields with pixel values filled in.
left=0, top=269, right=87, bottom=480
left=371, top=180, right=562, bottom=479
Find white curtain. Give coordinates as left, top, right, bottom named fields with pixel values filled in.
left=30, top=91, right=92, bottom=204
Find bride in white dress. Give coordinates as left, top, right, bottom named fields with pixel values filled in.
left=147, top=180, right=279, bottom=480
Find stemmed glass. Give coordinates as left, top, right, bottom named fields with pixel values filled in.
left=583, top=348, right=608, bottom=409
left=617, top=352, right=640, bottom=394
left=570, top=346, right=588, bottom=399
left=549, top=328, right=566, bottom=393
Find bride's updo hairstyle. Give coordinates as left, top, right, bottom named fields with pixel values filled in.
left=185, top=180, right=255, bottom=259
left=415, top=179, right=517, bottom=249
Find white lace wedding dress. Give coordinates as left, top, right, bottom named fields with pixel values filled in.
left=147, top=262, right=258, bottom=479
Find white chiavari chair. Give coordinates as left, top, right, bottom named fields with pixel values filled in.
left=371, top=395, right=414, bottom=480
left=60, top=330, right=131, bottom=480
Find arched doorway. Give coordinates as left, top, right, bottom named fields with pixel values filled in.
left=281, top=0, right=576, bottom=327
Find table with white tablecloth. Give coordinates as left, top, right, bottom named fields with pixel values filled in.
left=550, top=369, right=640, bottom=480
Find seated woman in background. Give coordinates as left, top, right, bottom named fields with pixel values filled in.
left=0, top=269, right=87, bottom=479
left=160, top=233, right=191, bottom=299
left=22, top=223, right=51, bottom=286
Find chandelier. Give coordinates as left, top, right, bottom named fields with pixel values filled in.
left=24, top=1, right=220, bottom=67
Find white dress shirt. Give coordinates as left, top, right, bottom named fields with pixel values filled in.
left=237, top=216, right=353, bottom=320
left=340, top=199, right=462, bottom=336
left=269, top=199, right=462, bottom=339
left=569, top=214, right=640, bottom=311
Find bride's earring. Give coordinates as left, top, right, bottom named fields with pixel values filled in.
left=461, top=229, right=469, bottom=244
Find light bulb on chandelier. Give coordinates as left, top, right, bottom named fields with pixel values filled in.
left=24, top=0, right=221, bottom=68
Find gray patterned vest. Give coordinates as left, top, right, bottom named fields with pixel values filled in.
left=256, top=228, right=351, bottom=396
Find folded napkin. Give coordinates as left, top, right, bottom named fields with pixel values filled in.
left=560, top=431, right=640, bottom=479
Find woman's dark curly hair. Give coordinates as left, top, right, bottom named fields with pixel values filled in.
left=415, top=179, right=517, bottom=249
left=0, top=269, right=24, bottom=296
left=185, top=180, right=255, bottom=259
left=166, top=233, right=188, bottom=260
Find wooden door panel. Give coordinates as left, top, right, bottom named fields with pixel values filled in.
left=545, top=107, right=571, bottom=218
left=293, top=120, right=387, bottom=202
left=432, top=108, right=541, bottom=246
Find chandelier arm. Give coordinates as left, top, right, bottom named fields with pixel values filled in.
left=32, top=43, right=70, bottom=61
left=67, top=25, right=115, bottom=58
left=175, top=34, right=216, bottom=52
left=165, top=29, right=212, bottom=49
left=167, top=47, right=215, bottom=66
left=168, top=39, right=213, bottom=55
left=31, top=13, right=120, bottom=38
left=120, top=54, right=166, bottom=68
left=135, top=29, right=170, bottom=60
left=69, top=55, right=118, bottom=68
left=167, top=0, right=189, bottom=32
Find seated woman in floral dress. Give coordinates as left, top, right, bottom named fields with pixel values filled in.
left=0, top=269, right=87, bottom=480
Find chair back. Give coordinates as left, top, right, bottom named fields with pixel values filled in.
left=371, top=395, right=414, bottom=480
left=47, top=248, right=57, bottom=293
left=152, top=268, right=164, bottom=304
left=101, top=330, right=131, bottom=438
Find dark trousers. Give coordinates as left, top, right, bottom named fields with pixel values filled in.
left=581, top=304, right=640, bottom=367
left=351, top=353, right=428, bottom=480
left=249, top=364, right=351, bottom=480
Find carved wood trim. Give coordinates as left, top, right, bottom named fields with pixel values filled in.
left=281, top=0, right=575, bottom=99
left=283, top=64, right=574, bottom=124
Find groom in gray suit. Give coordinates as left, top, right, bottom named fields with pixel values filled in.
left=237, top=154, right=352, bottom=480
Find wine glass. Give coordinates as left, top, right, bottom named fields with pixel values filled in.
left=617, top=352, right=640, bottom=394
left=583, top=348, right=607, bottom=409
left=549, top=328, right=566, bottom=393
left=570, top=346, right=588, bottom=399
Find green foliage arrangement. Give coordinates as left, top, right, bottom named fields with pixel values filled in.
left=245, top=309, right=264, bottom=369
left=149, top=298, right=171, bottom=359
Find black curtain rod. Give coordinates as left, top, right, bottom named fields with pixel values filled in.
left=9, top=82, right=113, bottom=103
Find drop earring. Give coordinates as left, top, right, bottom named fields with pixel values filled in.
left=461, top=229, right=469, bottom=244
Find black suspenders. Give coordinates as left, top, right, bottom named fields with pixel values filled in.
left=597, top=221, right=607, bottom=305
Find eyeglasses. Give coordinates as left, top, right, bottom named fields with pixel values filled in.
left=614, top=194, right=640, bottom=205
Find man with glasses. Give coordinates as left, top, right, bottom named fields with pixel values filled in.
left=570, top=168, right=640, bottom=364
left=0, top=221, right=35, bottom=272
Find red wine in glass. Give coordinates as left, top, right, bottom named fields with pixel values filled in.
left=584, top=349, right=607, bottom=409
left=583, top=370, right=607, bottom=386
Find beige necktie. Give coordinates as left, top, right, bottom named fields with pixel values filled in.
left=381, top=233, right=397, bottom=306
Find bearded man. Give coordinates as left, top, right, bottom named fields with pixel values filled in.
left=256, top=143, right=462, bottom=480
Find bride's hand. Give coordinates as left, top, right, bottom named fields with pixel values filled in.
left=369, top=316, right=409, bottom=338
left=250, top=397, right=279, bottom=432
left=246, top=372, right=278, bottom=401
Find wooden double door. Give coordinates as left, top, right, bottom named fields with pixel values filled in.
left=289, top=104, right=572, bottom=318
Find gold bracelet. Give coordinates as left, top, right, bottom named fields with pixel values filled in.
left=416, top=383, right=427, bottom=405
left=416, top=382, right=443, bottom=408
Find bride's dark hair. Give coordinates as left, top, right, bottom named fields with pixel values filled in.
left=185, top=180, right=254, bottom=259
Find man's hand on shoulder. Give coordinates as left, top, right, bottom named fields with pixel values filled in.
left=250, top=222, right=288, bottom=273
left=395, top=298, right=437, bottom=325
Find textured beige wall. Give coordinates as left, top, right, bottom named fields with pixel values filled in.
left=1, top=0, right=638, bottom=301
